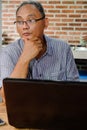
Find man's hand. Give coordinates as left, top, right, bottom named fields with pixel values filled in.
left=0, top=87, right=5, bottom=103
left=8, top=36, right=44, bottom=79
left=22, top=36, right=43, bottom=62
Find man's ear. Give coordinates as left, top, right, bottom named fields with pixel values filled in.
left=44, top=18, right=49, bottom=29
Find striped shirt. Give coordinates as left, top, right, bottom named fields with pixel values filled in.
left=0, top=35, right=79, bottom=88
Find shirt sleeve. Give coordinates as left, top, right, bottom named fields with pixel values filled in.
left=0, top=48, right=15, bottom=88
left=66, top=45, right=79, bottom=81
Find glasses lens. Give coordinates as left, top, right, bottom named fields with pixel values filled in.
left=18, top=21, right=24, bottom=25
left=27, top=20, right=36, bottom=24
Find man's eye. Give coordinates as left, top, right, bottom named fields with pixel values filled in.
left=17, top=21, right=23, bottom=24
left=27, top=19, right=35, bottom=23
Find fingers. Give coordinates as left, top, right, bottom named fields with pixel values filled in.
left=22, top=35, right=43, bottom=50
left=22, top=36, right=42, bottom=45
left=21, top=35, right=43, bottom=60
left=22, top=34, right=41, bottom=41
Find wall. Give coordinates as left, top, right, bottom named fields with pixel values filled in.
left=2, top=0, right=87, bottom=45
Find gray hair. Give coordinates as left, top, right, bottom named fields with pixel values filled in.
left=16, top=0, right=45, bottom=17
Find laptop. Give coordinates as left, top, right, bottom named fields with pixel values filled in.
left=3, top=78, right=87, bottom=129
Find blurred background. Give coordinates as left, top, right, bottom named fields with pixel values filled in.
left=1, top=0, right=87, bottom=45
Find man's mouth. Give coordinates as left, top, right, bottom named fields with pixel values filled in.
left=23, top=33, right=30, bottom=36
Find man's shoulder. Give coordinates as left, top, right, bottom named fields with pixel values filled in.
left=46, top=35, right=70, bottom=49
left=2, top=38, right=23, bottom=53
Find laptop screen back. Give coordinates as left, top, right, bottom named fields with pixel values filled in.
left=3, top=78, right=87, bottom=129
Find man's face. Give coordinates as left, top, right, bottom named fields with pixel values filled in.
left=15, top=4, right=48, bottom=39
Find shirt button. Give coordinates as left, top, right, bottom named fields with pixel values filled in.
left=39, top=74, right=42, bottom=77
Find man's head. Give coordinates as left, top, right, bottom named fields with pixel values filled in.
left=14, top=0, right=48, bottom=39
left=16, top=0, right=45, bottom=18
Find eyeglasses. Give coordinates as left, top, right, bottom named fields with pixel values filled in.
left=14, top=15, right=45, bottom=26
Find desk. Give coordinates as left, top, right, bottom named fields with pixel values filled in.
left=71, top=47, right=87, bottom=59
left=0, top=103, right=39, bottom=130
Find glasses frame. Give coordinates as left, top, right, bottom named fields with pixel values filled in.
left=14, top=15, right=45, bottom=25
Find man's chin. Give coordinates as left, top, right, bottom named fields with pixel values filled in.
left=22, top=35, right=32, bottom=40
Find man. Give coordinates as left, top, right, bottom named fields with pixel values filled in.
left=0, top=0, right=79, bottom=100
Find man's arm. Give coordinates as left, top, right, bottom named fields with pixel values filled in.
left=66, top=46, right=79, bottom=80
left=0, top=36, right=43, bottom=102
left=10, top=36, right=43, bottom=78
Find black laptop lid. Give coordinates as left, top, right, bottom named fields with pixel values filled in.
left=3, top=78, right=87, bottom=129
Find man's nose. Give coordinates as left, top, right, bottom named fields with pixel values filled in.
left=23, top=21, right=30, bottom=29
